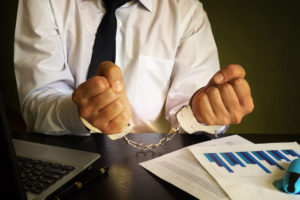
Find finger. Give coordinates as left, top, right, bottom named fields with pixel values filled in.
left=99, top=99, right=124, bottom=121
left=73, top=76, right=109, bottom=103
left=194, top=92, right=216, bottom=125
left=191, top=92, right=204, bottom=123
left=219, top=83, right=240, bottom=111
left=189, top=86, right=207, bottom=107
left=96, top=61, right=124, bottom=93
left=206, top=86, right=230, bottom=125
left=231, top=78, right=254, bottom=113
left=105, top=112, right=131, bottom=134
left=211, top=64, right=246, bottom=85
left=89, top=99, right=125, bottom=131
left=219, top=83, right=242, bottom=124
left=89, top=87, right=118, bottom=114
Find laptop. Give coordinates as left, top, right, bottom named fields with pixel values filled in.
left=0, top=92, right=100, bottom=200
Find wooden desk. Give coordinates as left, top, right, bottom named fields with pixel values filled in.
left=13, top=132, right=300, bottom=200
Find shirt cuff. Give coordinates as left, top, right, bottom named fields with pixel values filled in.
left=55, top=96, right=90, bottom=136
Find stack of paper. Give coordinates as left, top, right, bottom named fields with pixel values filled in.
left=140, top=135, right=252, bottom=199
left=189, top=142, right=300, bottom=200
left=140, top=135, right=300, bottom=200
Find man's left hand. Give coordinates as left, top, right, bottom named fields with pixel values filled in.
left=190, top=64, right=254, bottom=125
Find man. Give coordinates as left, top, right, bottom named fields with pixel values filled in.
left=14, top=0, right=253, bottom=136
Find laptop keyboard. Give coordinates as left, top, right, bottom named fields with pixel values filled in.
left=17, top=156, right=75, bottom=194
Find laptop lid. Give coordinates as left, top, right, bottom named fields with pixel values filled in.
left=0, top=92, right=26, bottom=200
left=0, top=91, right=100, bottom=200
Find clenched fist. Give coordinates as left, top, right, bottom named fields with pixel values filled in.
left=190, top=64, right=254, bottom=125
left=72, top=61, right=131, bottom=134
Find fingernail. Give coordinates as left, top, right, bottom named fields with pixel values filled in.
left=113, top=80, right=123, bottom=92
left=214, top=73, right=224, bottom=83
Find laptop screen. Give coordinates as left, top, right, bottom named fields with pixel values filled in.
left=0, top=92, right=26, bottom=200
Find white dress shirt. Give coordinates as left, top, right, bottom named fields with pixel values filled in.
left=14, top=0, right=224, bottom=135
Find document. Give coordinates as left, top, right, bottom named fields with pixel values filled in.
left=139, top=135, right=252, bottom=200
left=189, top=142, right=300, bottom=200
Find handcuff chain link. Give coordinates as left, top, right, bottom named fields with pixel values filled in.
left=123, top=127, right=180, bottom=151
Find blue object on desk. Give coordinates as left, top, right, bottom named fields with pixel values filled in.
left=273, top=158, right=300, bottom=195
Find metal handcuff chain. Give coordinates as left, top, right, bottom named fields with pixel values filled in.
left=123, top=127, right=180, bottom=151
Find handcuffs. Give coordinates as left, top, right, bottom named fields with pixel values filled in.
left=81, top=105, right=222, bottom=151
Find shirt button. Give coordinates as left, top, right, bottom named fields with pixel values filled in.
left=117, top=20, right=122, bottom=27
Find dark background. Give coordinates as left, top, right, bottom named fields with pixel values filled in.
left=1, top=0, right=300, bottom=134
left=202, top=0, right=300, bottom=133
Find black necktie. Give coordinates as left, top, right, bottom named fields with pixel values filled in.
left=87, top=0, right=130, bottom=78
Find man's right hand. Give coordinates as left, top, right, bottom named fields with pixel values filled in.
left=72, top=61, right=131, bottom=134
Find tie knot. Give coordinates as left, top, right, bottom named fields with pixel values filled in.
left=103, top=0, right=130, bottom=11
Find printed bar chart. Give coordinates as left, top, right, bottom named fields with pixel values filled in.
left=204, top=149, right=300, bottom=174
left=205, top=153, right=233, bottom=173
left=189, top=143, right=300, bottom=200
left=283, top=149, right=300, bottom=157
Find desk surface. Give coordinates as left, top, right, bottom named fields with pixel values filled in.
left=13, top=132, right=300, bottom=200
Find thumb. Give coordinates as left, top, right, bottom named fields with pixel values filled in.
left=209, top=64, right=246, bottom=86
left=96, top=61, right=124, bottom=93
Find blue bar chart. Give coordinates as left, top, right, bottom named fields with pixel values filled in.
left=204, top=149, right=300, bottom=174
left=189, top=142, right=300, bottom=200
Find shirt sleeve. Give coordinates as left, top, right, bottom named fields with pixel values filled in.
left=14, top=0, right=88, bottom=135
left=165, top=1, right=227, bottom=133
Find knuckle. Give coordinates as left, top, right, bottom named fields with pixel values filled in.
left=227, top=64, right=237, bottom=76
left=216, top=112, right=230, bottom=124
left=218, top=117, right=230, bottom=125
left=220, top=83, right=232, bottom=92
left=206, top=86, right=218, bottom=96
left=232, top=78, right=245, bottom=86
left=231, top=112, right=242, bottom=124
left=93, top=76, right=109, bottom=91
left=106, top=88, right=118, bottom=99
left=202, top=115, right=214, bottom=126
left=224, top=118, right=231, bottom=125
left=107, top=65, right=121, bottom=78
left=206, top=120, right=214, bottom=126
left=114, top=99, right=125, bottom=111
left=101, top=61, right=111, bottom=66
left=198, top=93, right=208, bottom=102
left=239, top=65, right=246, bottom=76
left=227, top=64, right=245, bottom=77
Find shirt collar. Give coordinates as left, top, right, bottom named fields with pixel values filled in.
left=81, top=0, right=152, bottom=12
left=138, top=0, right=152, bottom=12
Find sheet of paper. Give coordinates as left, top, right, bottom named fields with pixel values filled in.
left=189, top=142, right=300, bottom=200
left=139, top=135, right=253, bottom=200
